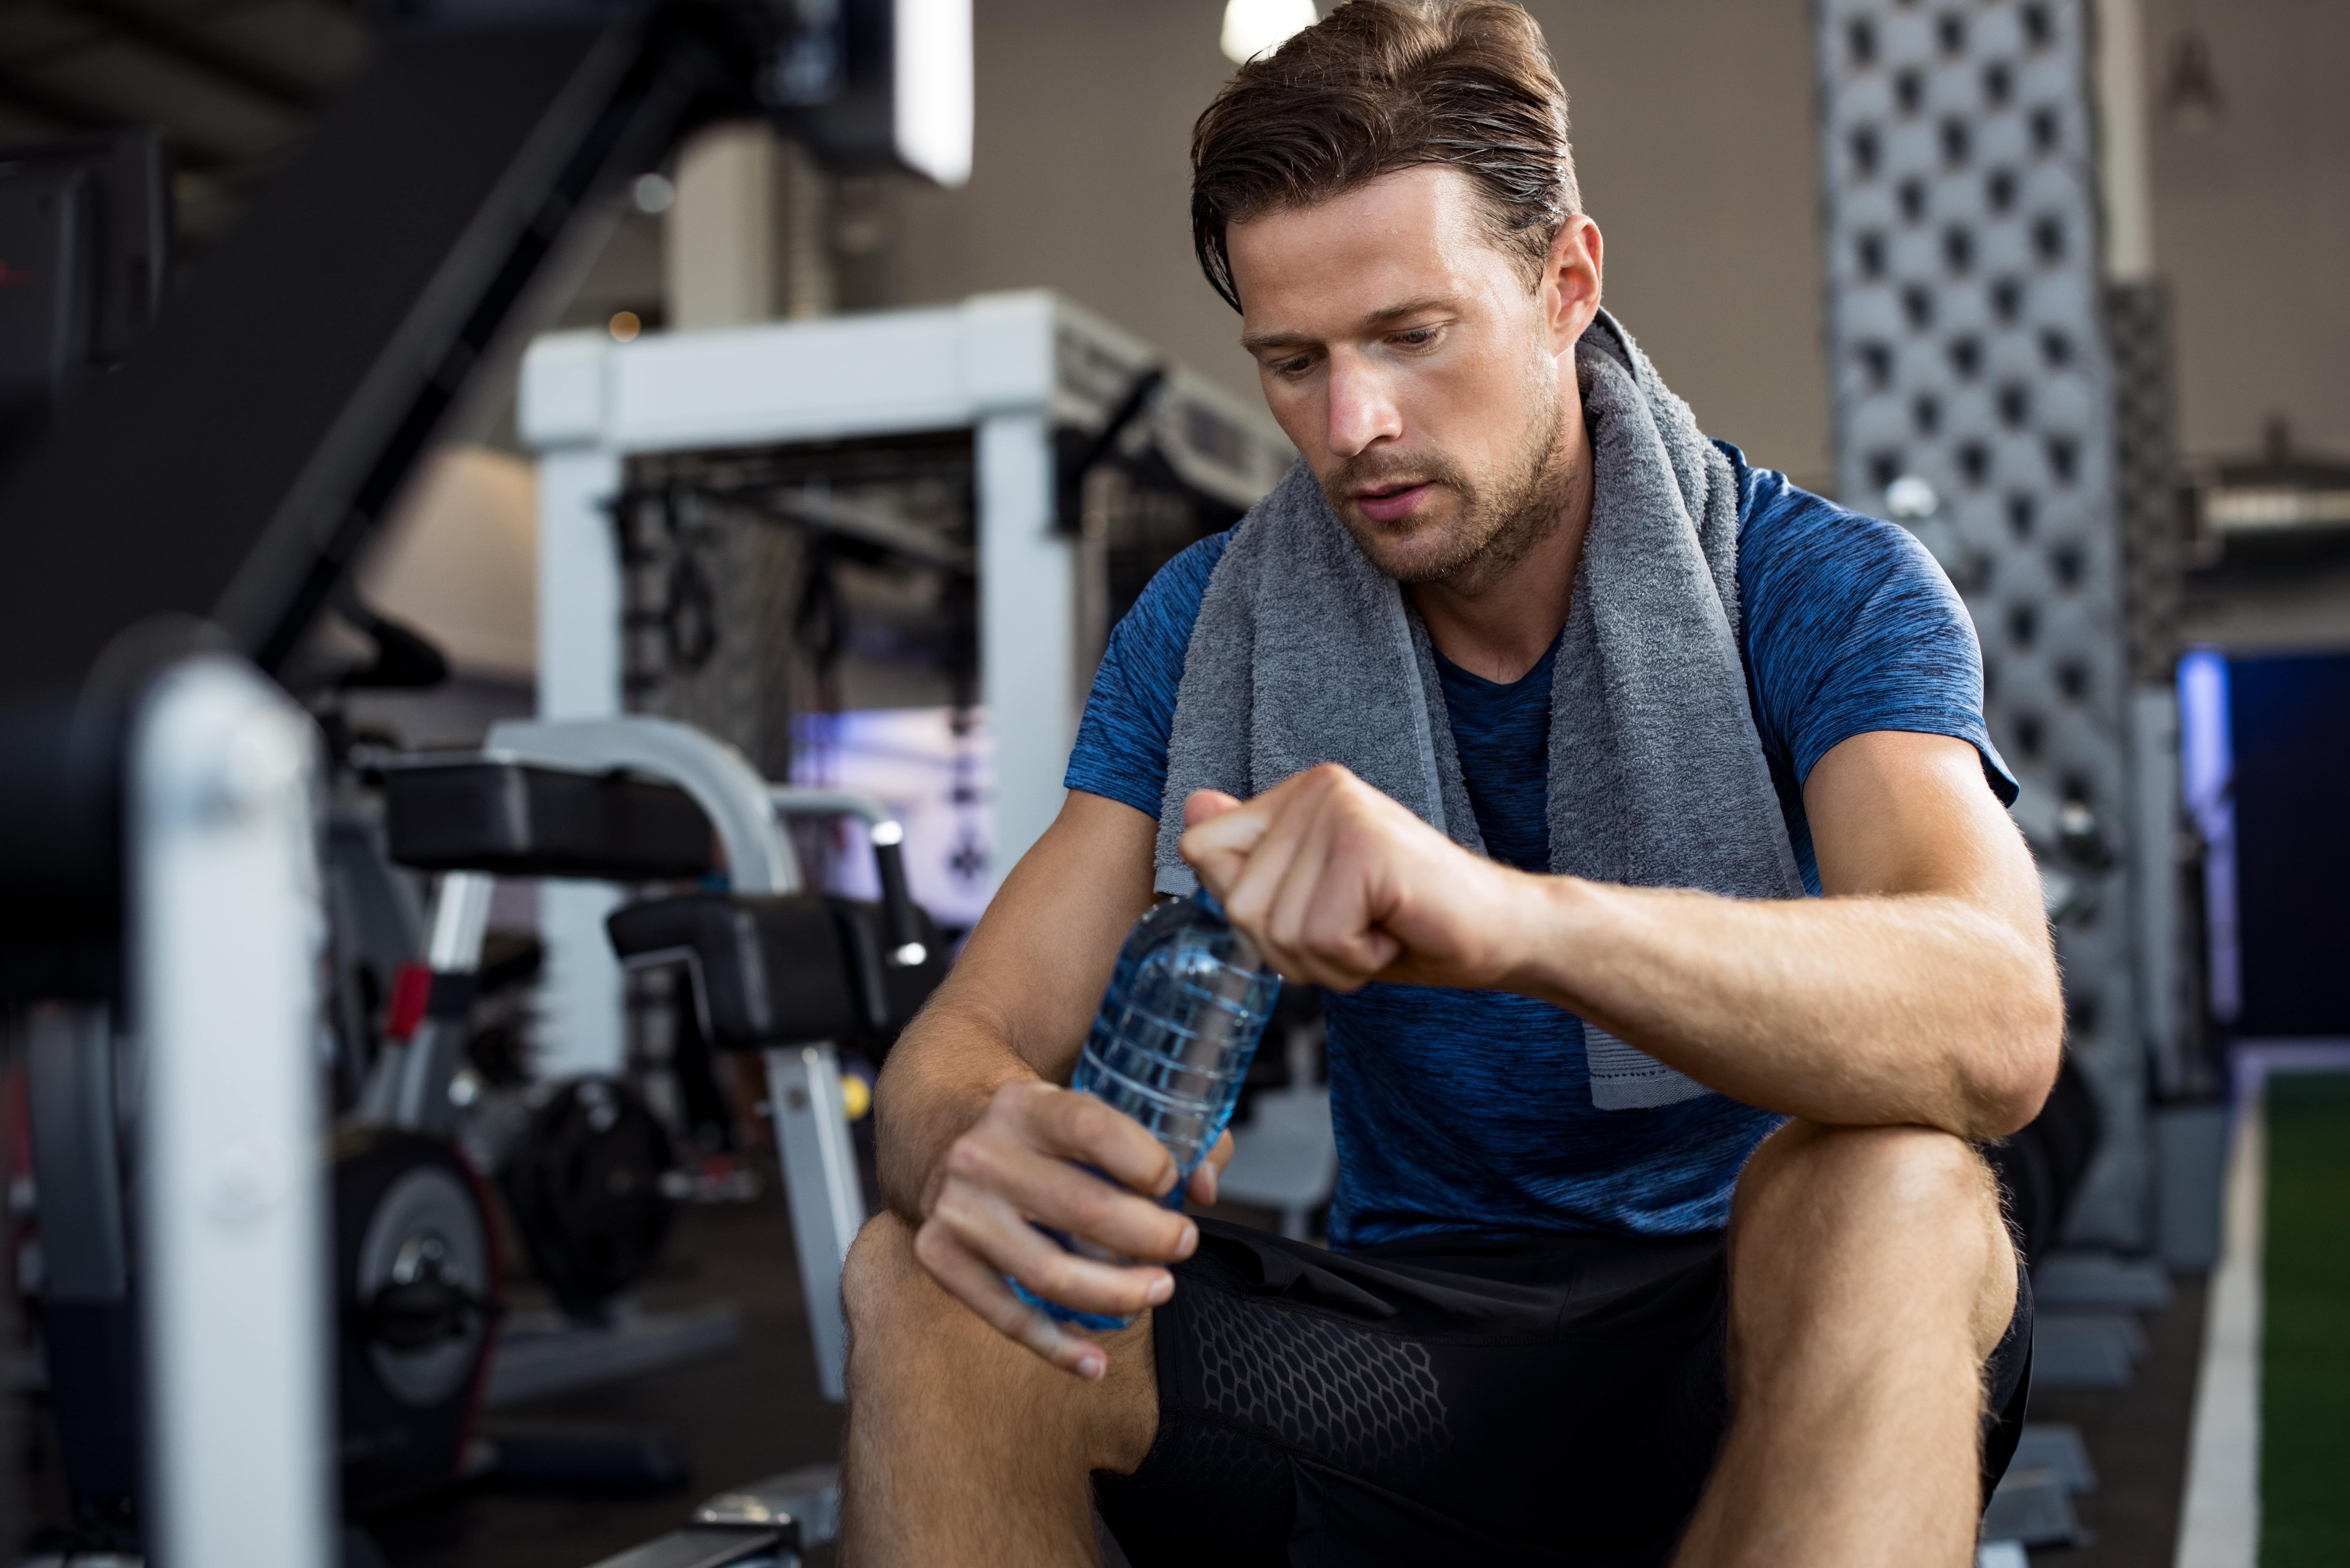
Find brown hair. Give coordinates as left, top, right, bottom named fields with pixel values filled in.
left=1190, top=0, right=1581, bottom=313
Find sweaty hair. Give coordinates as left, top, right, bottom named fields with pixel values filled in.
left=1190, top=0, right=1581, bottom=313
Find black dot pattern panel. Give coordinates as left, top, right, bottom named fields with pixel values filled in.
left=1188, top=1286, right=1450, bottom=1479
left=1816, top=0, right=2145, bottom=1244
left=2106, top=279, right=2182, bottom=685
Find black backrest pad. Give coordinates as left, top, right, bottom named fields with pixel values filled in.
left=383, top=761, right=716, bottom=880
left=606, top=894, right=863, bottom=1050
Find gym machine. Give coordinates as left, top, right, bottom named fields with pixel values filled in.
left=0, top=1, right=970, bottom=1562
left=519, top=289, right=1296, bottom=1088
left=327, top=711, right=948, bottom=1552
left=378, top=714, right=944, bottom=1399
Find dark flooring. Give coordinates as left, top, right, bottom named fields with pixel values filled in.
left=18, top=1188, right=2217, bottom=1566
left=364, top=1186, right=843, bottom=1568
left=362, top=1195, right=2220, bottom=1568
left=2027, top=1274, right=2209, bottom=1567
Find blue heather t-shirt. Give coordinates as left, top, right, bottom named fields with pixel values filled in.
left=1066, top=444, right=2015, bottom=1249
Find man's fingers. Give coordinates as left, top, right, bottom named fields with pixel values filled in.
left=1265, top=801, right=1353, bottom=982
left=912, top=1219, right=1113, bottom=1379
left=1188, top=1129, right=1235, bottom=1205
left=1297, top=804, right=1409, bottom=984
left=1019, top=1083, right=1182, bottom=1199
left=1178, top=766, right=1408, bottom=990
left=1179, top=769, right=1331, bottom=898
left=946, top=1132, right=1196, bottom=1261
left=931, top=1180, right=1179, bottom=1320
left=1182, top=788, right=1245, bottom=828
left=1179, top=809, right=1267, bottom=899
left=1211, top=774, right=1330, bottom=951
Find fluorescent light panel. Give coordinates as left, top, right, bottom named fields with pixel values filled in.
left=895, top=0, right=974, bottom=188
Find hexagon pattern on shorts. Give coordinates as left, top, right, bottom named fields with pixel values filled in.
left=1188, top=1286, right=1450, bottom=1475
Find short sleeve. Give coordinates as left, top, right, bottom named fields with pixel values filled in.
left=1062, top=531, right=1231, bottom=818
left=1732, top=452, right=2019, bottom=806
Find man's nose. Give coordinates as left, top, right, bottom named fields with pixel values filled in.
left=1325, top=352, right=1403, bottom=458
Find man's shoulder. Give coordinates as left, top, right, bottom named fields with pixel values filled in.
left=1138, top=529, right=1233, bottom=635
left=1721, top=442, right=1971, bottom=668
left=1716, top=441, right=2014, bottom=802
left=1108, top=528, right=1234, bottom=684
left=1719, top=442, right=1944, bottom=597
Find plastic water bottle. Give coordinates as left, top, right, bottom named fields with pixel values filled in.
left=1012, top=888, right=1281, bottom=1331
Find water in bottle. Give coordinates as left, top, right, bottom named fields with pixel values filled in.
left=1012, top=888, right=1281, bottom=1331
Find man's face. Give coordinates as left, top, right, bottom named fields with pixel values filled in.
left=1227, top=166, right=1601, bottom=587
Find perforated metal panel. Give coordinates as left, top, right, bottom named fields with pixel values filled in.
left=2106, top=278, right=2181, bottom=686
left=1815, top=0, right=2144, bottom=1241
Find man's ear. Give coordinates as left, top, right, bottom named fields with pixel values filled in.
left=1542, top=214, right=1604, bottom=353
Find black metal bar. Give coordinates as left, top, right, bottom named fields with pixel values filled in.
left=72, top=0, right=331, bottom=112
left=0, top=6, right=767, bottom=926
left=871, top=838, right=923, bottom=961
left=1056, top=365, right=1166, bottom=534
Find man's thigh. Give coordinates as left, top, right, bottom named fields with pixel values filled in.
left=1094, top=1220, right=1731, bottom=1568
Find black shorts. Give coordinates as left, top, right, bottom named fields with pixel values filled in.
left=1095, top=1220, right=2032, bottom=1567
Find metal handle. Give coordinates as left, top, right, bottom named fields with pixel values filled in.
left=769, top=787, right=927, bottom=967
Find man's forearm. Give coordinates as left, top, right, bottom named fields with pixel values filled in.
left=873, top=995, right=1045, bottom=1220
left=1509, top=875, right=2061, bottom=1138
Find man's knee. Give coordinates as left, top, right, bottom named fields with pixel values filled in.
left=840, top=1209, right=1160, bottom=1474
left=1735, top=1121, right=1995, bottom=1237
left=843, top=1210, right=932, bottom=1365
left=1732, top=1122, right=2014, bottom=1349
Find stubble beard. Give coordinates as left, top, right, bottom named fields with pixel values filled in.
left=1319, top=370, right=1573, bottom=593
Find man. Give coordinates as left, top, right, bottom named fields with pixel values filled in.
left=841, top=3, right=2062, bottom=1564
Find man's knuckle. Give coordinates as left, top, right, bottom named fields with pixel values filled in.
left=912, top=1219, right=957, bottom=1271
left=987, top=1296, right=1036, bottom=1339
left=1071, top=1099, right=1118, bottom=1148
left=1024, top=1251, right=1078, bottom=1300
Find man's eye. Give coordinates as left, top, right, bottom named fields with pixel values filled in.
left=1394, top=328, right=1440, bottom=348
left=1273, top=356, right=1314, bottom=377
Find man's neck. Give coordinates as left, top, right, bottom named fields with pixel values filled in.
left=1408, top=421, right=1594, bottom=685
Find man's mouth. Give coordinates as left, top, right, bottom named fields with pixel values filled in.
left=1354, top=481, right=1435, bottom=524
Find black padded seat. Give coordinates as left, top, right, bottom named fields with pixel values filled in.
left=607, top=894, right=863, bottom=1051
left=383, top=760, right=715, bottom=880
left=607, top=893, right=949, bottom=1059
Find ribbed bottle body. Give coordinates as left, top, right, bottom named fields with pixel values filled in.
left=1014, top=891, right=1279, bottom=1331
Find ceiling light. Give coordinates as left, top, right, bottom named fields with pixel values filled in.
left=896, top=0, right=974, bottom=187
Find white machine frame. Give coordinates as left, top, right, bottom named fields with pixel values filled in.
left=519, top=290, right=1292, bottom=1082
left=133, top=655, right=334, bottom=1568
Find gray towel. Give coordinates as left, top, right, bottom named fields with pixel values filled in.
left=1154, top=310, right=1803, bottom=1110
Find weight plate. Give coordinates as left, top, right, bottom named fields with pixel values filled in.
left=500, top=1076, right=678, bottom=1316
left=355, top=1162, right=492, bottom=1408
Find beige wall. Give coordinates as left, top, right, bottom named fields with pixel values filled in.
left=2148, top=0, right=2350, bottom=461
left=870, top=0, right=1836, bottom=486
left=1523, top=1, right=1829, bottom=484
